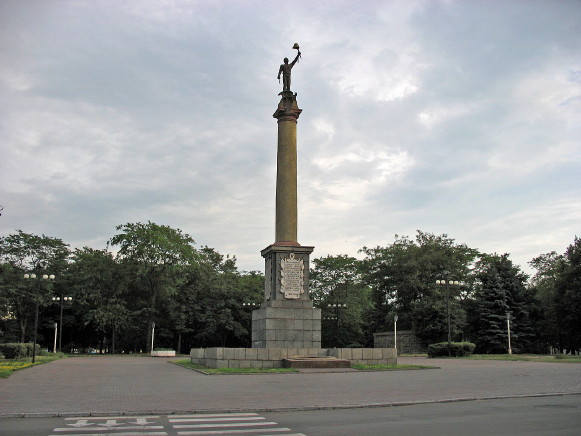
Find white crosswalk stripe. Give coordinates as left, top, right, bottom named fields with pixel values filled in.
left=49, top=413, right=306, bottom=436
left=170, top=413, right=305, bottom=436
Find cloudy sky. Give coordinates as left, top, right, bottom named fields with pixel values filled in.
left=1, top=0, right=580, bottom=275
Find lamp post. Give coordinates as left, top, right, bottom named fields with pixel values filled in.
left=53, top=322, right=58, bottom=353
left=394, top=315, right=398, bottom=353
left=436, top=275, right=459, bottom=356
left=52, top=295, right=72, bottom=352
left=506, top=312, right=512, bottom=355
left=24, top=262, right=55, bottom=363
left=151, top=322, right=156, bottom=353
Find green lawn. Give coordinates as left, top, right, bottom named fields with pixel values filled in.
left=0, top=354, right=66, bottom=378
left=462, top=354, right=581, bottom=363
left=352, top=363, right=438, bottom=371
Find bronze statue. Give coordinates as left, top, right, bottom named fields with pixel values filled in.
left=278, top=43, right=301, bottom=91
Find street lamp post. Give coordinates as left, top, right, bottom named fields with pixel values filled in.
left=151, top=322, right=156, bottom=353
left=436, top=276, right=459, bottom=356
left=53, top=322, right=58, bottom=353
left=506, top=312, right=512, bottom=355
left=24, top=263, right=55, bottom=363
left=394, top=315, right=398, bottom=354
left=52, top=296, right=72, bottom=352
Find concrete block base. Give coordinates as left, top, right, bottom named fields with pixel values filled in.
left=252, top=300, right=322, bottom=348
left=190, top=347, right=397, bottom=369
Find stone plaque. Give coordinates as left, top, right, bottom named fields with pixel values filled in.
left=280, top=253, right=304, bottom=299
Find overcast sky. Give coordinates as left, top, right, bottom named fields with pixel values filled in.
left=1, top=0, right=580, bottom=275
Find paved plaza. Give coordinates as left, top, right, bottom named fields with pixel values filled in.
left=0, top=356, right=580, bottom=418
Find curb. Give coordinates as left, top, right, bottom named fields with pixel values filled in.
left=1, top=392, right=579, bottom=419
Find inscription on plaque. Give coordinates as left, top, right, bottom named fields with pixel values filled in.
left=280, top=253, right=304, bottom=299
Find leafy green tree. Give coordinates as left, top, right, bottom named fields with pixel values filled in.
left=65, top=247, right=130, bottom=353
left=310, top=255, right=371, bottom=347
left=0, top=231, right=69, bottom=343
left=189, top=247, right=259, bottom=348
left=109, top=222, right=199, bottom=351
left=532, top=237, right=581, bottom=353
left=361, top=231, right=479, bottom=340
left=411, top=294, right=466, bottom=344
left=555, top=237, right=581, bottom=353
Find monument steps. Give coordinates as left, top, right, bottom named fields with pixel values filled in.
left=282, top=356, right=350, bottom=369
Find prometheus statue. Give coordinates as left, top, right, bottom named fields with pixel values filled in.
left=278, top=43, right=301, bottom=92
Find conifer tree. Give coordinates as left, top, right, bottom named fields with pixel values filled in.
left=475, top=269, right=509, bottom=353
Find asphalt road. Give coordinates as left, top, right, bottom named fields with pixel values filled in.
left=0, top=395, right=579, bottom=436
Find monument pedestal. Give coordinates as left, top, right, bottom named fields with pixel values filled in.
left=252, top=244, right=321, bottom=348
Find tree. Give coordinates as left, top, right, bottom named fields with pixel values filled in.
left=532, top=237, right=581, bottom=354
left=66, top=247, right=130, bottom=353
left=189, top=247, right=255, bottom=348
left=109, top=222, right=199, bottom=352
left=0, top=231, right=69, bottom=343
left=310, top=255, right=372, bottom=347
left=361, top=231, right=479, bottom=340
left=555, top=237, right=581, bottom=353
left=472, top=254, right=536, bottom=353
left=474, top=267, right=509, bottom=353
left=411, top=293, right=466, bottom=344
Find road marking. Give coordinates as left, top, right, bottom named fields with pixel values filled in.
left=169, top=412, right=306, bottom=435
left=171, top=414, right=259, bottom=419
left=174, top=422, right=278, bottom=428
left=170, top=417, right=266, bottom=423
left=65, top=416, right=161, bottom=420
left=53, top=413, right=306, bottom=436
left=51, top=433, right=167, bottom=436
left=55, top=416, right=166, bottom=435
left=176, top=430, right=294, bottom=435
left=55, top=426, right=165, bottom=432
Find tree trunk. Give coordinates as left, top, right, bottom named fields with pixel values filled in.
left=20, top=318, right=27, bottom=343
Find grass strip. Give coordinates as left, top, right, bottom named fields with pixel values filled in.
left=0, top=354, right=66, bottom=378
left=462, top=354, right=581, bottom=363
left=352, top=363, right=438, bottom=371
left=173, top=359, right=299, bottom=374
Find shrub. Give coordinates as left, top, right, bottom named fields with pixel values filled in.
left=24, top=343, right=42, bottom=356
left=428, top=342, right=476, bottom=358
left=0, top=343, right=28, bottom=359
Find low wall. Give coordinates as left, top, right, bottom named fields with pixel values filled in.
left=374, top=330, right=428, bottom=354
left=190, top=347, right=397, bottom=369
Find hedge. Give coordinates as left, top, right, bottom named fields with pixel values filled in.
left=428, top=342, right=476, bottom=358
left=0, top=343, right=42, bottom=359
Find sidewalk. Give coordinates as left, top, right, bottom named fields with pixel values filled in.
left=1, top=356, right=580, bottom=418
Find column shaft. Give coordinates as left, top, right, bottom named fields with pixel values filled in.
left=275, top=120, right=298, bottom=244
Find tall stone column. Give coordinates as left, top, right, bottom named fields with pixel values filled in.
left=274, top=90, right=301, bottom=245
left=251, top=90, right=321, bottom=349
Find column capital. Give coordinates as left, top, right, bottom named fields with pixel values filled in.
left=273, top=91, right=302, bottom=122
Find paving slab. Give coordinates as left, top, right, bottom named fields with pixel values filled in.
left=0, top=356, right=580, bottom=418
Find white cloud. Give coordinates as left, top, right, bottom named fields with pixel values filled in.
left=1, top=0, right=580, bottom=275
